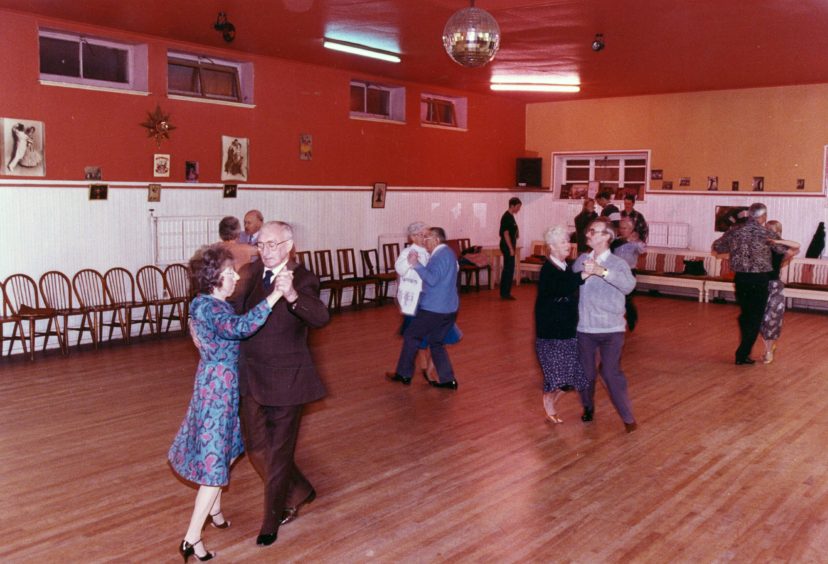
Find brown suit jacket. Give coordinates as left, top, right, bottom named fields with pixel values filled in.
left=231, top=260, right=329, bottom=407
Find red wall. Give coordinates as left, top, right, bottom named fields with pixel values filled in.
left=0, top=10, right=526, bottom=188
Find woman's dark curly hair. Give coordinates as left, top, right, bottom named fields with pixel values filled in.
left=189, top=244, right=234, bottom=294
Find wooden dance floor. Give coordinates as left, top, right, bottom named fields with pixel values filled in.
left=2, top=287, right=828, bottom=562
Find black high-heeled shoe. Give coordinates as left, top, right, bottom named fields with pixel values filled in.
left=209, top=510, right=230, bottom=529
left=179, top=539, right=215, bottom=562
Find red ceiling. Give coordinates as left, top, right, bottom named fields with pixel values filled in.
left=5, top=0, right=828, bottom=102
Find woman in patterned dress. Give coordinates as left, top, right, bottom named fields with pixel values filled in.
left=759, top=221, right=799, bottom=364
left=168, top=244, right=284, bottom=562
left=535, top=225, right=589, bottom=423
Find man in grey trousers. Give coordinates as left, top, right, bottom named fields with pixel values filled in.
left=572, top=217, right=638, bottom=432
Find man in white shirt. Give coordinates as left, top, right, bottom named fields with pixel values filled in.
left=239, top=209, right=264, bottom=245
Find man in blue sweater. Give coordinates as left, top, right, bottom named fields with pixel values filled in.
left=572, top=217, right=638, bottom=432
left=387, top=227, right=460, bottom=390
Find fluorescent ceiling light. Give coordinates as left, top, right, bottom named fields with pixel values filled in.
left=323, top=39, right=400, bottom=63
left=491, top=75, right=580, bottom=86
left=490, top=84, right=581, bottom=93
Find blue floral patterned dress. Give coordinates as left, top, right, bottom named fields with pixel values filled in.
left=168, top=294, right=271, bottom=486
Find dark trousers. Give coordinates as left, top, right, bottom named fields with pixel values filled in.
left=240, top=396, right=313, bottom=535
left=734, top=272, right=770, bottom=360
left=577, top=331, right=635, bottom=424
left=500, top=247, right=515, bottom=298
left=395, top=309, right=456, bottom=383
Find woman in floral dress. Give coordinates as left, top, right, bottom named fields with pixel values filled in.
left=168, top=244, right=284, bottom=562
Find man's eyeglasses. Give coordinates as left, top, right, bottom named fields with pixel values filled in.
left=587, top=228, right=608, bottom=235
left=256, top=239, right=291, bottom=251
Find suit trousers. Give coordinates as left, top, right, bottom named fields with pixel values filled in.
left=500, top=247, right=515, bottom=298
left=577, top=331, right=635, bottom=424
left=734, top=272, right=770, bottom=361
left=240, top=395, right=313, bottom=535
left=395, top=309, right=457, bottom=383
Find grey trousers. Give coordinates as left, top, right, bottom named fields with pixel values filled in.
left=577, top=331, right=635, bottom=424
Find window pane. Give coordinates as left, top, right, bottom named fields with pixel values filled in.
left=82, top=42, right=128, bottom=83
left=350, top=84, right=365, bottom=112
left=567, top=159, right=589, bottom=166
left=626, top=159, right=646, bottom=166
left=566, top=168, right=590, bottom=181
left=625, top=168, right=645, bottom=182
left=595, top=165, right=619, bottom=182
left=366, top=88, right=390, bottom=116
left=168, top=63, right=200, bottom=94
left=40, top=36, right=80, bottom=77
left=201, top=68, right=238, bottom=100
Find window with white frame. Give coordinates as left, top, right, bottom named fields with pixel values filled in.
left=167, top=51, right=253, bottom=104
left=420, top=93, right=467, bottom=129
left=350, top=80, right=405, bottom=122
left=553, top=151, right=649, bottom=201
left=38, top=29, right=147, bottom=92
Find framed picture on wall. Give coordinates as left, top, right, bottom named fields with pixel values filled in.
left=715, top=205, right=748, bottom=232
left=223, top=184, right=238, bottom=198
left=221, top=136, right=249, bottom=181
left=89, top=184, right=108, bottom=201
left=154, top=154, right=170, bottom=177
left=372, top=182, right=387, bottom=208
left=148, top=183, right=161, bottom=202
left=1, top=118, right=45, bottom=177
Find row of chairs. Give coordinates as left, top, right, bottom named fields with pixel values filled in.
left=0, top=264, right=190, bottom=360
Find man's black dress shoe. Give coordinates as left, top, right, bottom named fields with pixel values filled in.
left=386, top=372, right=411, bottom=385
left=581, top=407, right=594, bottom=422
left=735, top=357, right=756, bottom=365
left=501, top=295, right=517, bottom=301
left=256, top=532, right=278, bottom=547
left=624, top=421, right=638, bottom=433
left=429, top=379, right=458, bottom=390
left=280, top=488, right=317, bottom=526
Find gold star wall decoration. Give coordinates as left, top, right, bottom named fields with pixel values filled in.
left=140, top=105, right=176, bottom=147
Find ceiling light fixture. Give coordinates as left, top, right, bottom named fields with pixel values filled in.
left=214, top=12, right=236, bottom=43
left=592, top=33, right=605, bottom=52
left=490, top=84, right=581, bottom=93
left=442, top=0, right=501, bottom=68
left=323, top=39, right=401, bottom=63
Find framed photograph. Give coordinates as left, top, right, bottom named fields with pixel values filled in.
left=707, top=176, right=719, bottom=191
left=650, top=169, right=663, bottom=180
left=679, top=177, right=691, bottom=187
left=221, top=136, right=249, bottom=181
left=89, top=184, right=108, bottom=201
left=371, top=182, right=387, bottom=208
left=300, top=133, right=312, bottom=160
left=569, top=183, right=589, bottom=199
left=797, top=178, right=805, bottom=190
left=732, top=180, right=739, bottom=191
left=587, top=180, right=600, bottom=198
left=1, top=118, right=45, bottom=177
left=752, top=176, right=765, bottom=191
left=185, top=161, right=199, bottom=182
left=223, top=184, right=238, bottom=198
left=715, top=205, right=748, bottom=232
left=662, top=180, right=673, bottom=190
left=84, top=166, right=102, bottom=180
left=147, top=183, right=161, bottom=202
left=154, top=154, right=170, bottom=177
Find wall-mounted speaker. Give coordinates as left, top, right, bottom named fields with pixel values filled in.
left=516, top=157, right=542, bottom=187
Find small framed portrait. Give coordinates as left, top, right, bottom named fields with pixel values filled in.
left=715, top=205, right=748, bottom=232
left=797, top=178, right=805, bottom=190
left=1, top=118, right=46, bottom=177
left=650, top=169, right=663, bottom=180
left=84, top=166, right=102, bottom=180
left=221, top=136, right=249, bottom=181
left=371, top=182, right=387, bottom=208
left=89, top=184, right=108, bottom=201
left=679, top=177, right=691, bottom=187
left=752, top=176, right=765, bottom=192
left=732, top=180, right=740, bottom=191
left=147, top=183, right=161, bottom=202
left=223, top=184, right=238, bottom=198
left=185, top=161, right=199, bottom=182
left=707, top=176, right=719, bottom=191
left=154, top=154, right=170, bottom=177
left=300, top=133, right=312, bottom=160
left=662, top=180, right=673, bottom=190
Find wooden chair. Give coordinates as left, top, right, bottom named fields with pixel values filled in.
left=136, top=265, right=186, bottom=335
left=447, top=239, right=490, bottom=292
left=382, top=242, right=401, bottom=274
left=361, top=248, right=396, bottom=303
left=337, top=248, right=374, bottom=306
left=518, top=240, right=548, bottom=281
left=295, top=250, right=313, bottom=272
left=39, top=270, right=96, bottom=352
left=164, top=263, right=192, bottom=322
left=313, top=250, right=349, bottom=311
left=4, top=273, right=63, bottom=359
left=0, top=280, right=27, bottom=357
left=104, top=267, right=154, bottom=342
left=72, top=269, right=128, bottom=345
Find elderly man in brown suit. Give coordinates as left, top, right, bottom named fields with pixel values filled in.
left=231, top=220, right=329, bottom=547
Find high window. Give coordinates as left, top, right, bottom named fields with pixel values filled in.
left=350, top=80, right=405, bottom=122
left=420, top=93, right=467, bottom=130
left=39, top=29, right=147, bottom=92
left=553, top=151, right=649, bottom=201
left=167, top=52, right=253, bottom=104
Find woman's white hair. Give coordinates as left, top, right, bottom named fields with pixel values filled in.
left=543, top=225, right=570, bottom=246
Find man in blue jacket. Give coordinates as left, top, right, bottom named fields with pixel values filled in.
left=387, top=226, right=460, bottom=390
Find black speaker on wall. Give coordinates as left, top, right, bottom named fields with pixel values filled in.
left=516, top=157, right=542, bottom=187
